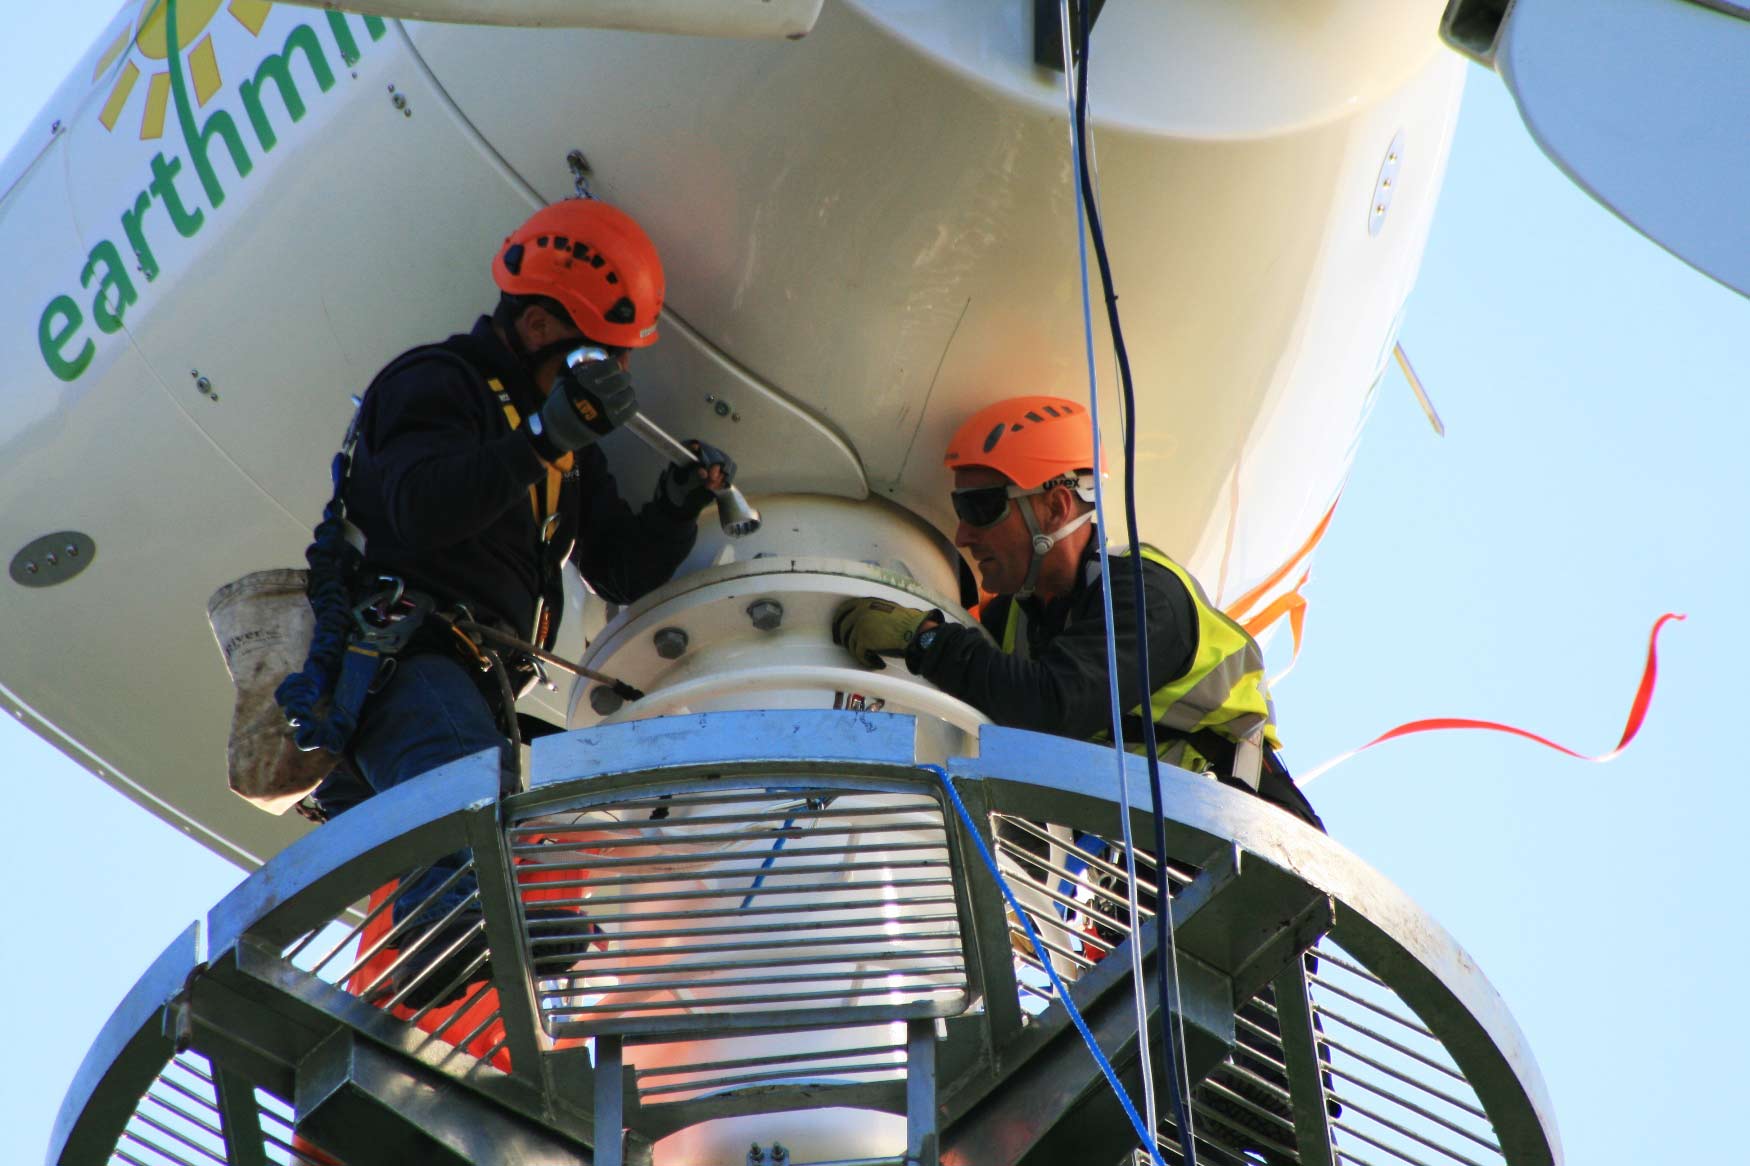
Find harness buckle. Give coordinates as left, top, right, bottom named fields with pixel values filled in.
left=351, top=579, right=434, bottom=656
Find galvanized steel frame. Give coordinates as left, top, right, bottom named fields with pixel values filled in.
left=48, top=711, right=1562, bottom=1166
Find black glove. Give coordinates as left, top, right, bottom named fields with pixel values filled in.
left=659, top=439, right=735, bottom=513
left=531, top=358, right=636, bottom=459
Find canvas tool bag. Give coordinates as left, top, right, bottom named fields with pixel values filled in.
left=207, top=569, right=335, bottom=814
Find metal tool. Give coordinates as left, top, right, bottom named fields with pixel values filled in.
left=448, top=617, right=645, bottom=702
left=566, top=347, right=762, bottom=537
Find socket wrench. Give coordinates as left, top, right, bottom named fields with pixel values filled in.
left=566, top=347, right=761, bottom=537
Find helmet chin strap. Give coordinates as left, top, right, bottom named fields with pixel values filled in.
left=1014, top=505, right=1094, bottom=599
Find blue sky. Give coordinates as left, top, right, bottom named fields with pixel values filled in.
left=4, top=5, right=1747, bottom=1164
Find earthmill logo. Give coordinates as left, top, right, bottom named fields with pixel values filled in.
left=38, top=0, right=388, bottom=381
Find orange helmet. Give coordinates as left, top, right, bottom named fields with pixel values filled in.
left=491, top=200, right=665, bottom=349
left=943, top=396, right=1099, bottom=490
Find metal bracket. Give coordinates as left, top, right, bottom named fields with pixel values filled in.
left=1033, top=0, right=1108, bottom=71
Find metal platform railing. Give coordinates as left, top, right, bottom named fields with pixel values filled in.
left=49, top=711, right=1562, bottom=1166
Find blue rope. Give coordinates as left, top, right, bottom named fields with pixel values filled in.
left=929, top=765, right=1170, bottom=1166
left=739, top=815, right=796, bottom=910
left=274, top=450, right=364, bottom=753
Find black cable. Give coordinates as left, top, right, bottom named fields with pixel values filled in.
left=1072, top=4, right=1199, bottom=1163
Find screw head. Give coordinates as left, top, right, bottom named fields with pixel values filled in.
left=713, top=400, right=732, bottom=417
left=589, top=685, right=625, bottom=716
left=653, top=626, right=690, bottom=659
left=747, top=599, right=784, bottom=631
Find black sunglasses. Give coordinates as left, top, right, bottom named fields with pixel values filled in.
left=951, top=484, right=1025, bottom=528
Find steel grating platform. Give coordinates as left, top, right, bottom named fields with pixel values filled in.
left=49, top=711, right=1562, bottom=1166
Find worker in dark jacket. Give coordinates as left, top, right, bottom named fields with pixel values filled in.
left=831, top=395, right=1317, bottom=828
left=308, top=199, right=731, bottom=1005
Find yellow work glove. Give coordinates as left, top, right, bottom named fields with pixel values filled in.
left=832, top=598, right=930, bottom=670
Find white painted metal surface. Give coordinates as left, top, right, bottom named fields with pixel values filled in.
left=282, top=0, right=825, bottom=40
left=1495, top=0, right=1750, bottom=296
left=0, top=0, right=1462, bottom=873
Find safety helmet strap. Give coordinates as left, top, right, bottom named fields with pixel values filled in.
left=1013, top=497, right=1094, bottom=600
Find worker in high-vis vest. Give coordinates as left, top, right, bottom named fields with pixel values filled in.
left=303, top=199, right=733, bottom=1006
left=832, top=394, right=1321, bottom=829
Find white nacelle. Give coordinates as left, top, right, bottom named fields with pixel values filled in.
left=1, top=3, right=1470, bottom=1162
left=281, top=0, right=825, bottom=40
left=0, top=0, right=1460, bottom=882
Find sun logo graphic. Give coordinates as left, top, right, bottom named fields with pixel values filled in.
left=94, top=2, right=274, bottom=139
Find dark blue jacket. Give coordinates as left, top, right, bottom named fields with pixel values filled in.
left=344, top=317, right=698, bottom=639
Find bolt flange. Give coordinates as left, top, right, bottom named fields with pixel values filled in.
left=653, top=627, right=690, bottom=659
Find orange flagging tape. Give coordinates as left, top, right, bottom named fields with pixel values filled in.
left=1296, top=613, right=1685, bottom=786
left=1241, top=568, right=1311, bottom=675
left=1226, top=499, right=1339, bottom=622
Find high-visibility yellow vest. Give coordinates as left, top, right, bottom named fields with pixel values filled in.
left=1000, top=544, right=1279, bottom=771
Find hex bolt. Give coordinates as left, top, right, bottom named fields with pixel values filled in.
left=747, top=599, right=784, bottom=631
left=65, top=544, right=78, bottom=557
left=589, top=685, right=625, bottom=715
left=653, top=626, right=689, bottom=659
left=44, top=552, right=58, bottom=566
left=23, top=562, right=37, bottom=575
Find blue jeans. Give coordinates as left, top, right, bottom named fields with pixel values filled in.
left=313, top=653, right=504, bottom=926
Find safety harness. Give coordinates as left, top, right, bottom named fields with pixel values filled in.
left=274, top=346, right=575, bottom=760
